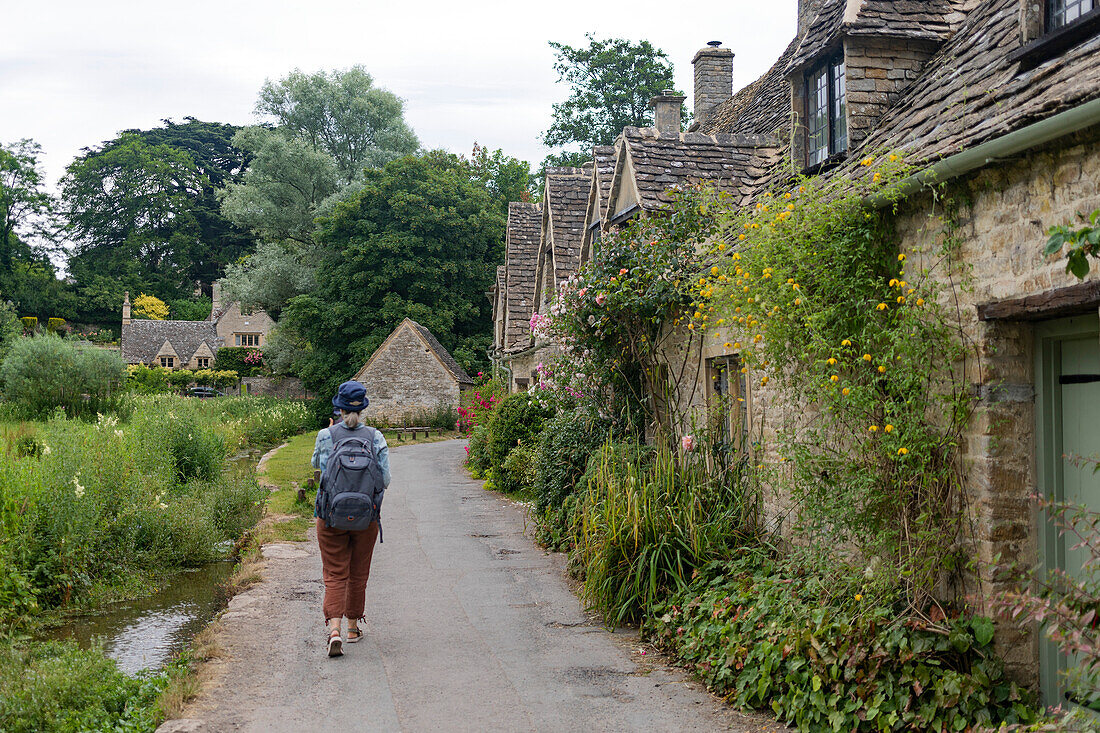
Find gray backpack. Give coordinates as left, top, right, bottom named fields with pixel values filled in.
left=319, top=423, right=385, bottom=533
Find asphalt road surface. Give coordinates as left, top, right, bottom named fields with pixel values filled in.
left=162, top=439, right=781, bottom=733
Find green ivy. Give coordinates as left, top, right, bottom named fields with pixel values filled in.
left=648, top=551, right=1037, bottom=732
left=1045, top=208, right=1100, bottom=280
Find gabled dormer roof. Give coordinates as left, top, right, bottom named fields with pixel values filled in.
left=604, top=127, right=779, bottom=223
left=698, top=37, right=799, bottom=138
left=788, top=0, right=966, bottom=73
left=503, top=201, right=541, bottom=353
left=532, top=168, right=589, bottom=311
left=581, top=146, right=618, bottom=263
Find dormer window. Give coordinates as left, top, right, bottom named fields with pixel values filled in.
left=805, top=54, right=847, bottom=168
left=1048, top=0, right=1096, bottom=30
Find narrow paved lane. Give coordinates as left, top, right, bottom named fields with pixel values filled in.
left=167, top=440, right=776, bottom=732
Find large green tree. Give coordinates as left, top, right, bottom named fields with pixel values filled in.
left=280, top=152, right=504, bottom=393
left=541, top=34, right=685, bottom=165
left=467, top=143, right=534, bottom=216
left=1, top=139, right=55, bottom=273
left=61, top=120, right=253, bottom=321
left=255, top=66, right=420, bottom=184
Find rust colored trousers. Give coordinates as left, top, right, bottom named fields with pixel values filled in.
left=316, top=518, right=379, bottom=621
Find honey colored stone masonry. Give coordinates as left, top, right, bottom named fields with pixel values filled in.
left=355, top=325, right=461, bottom=425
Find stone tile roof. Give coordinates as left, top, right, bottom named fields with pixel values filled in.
left=544, top=168, right=590, bottom=282
left=121, top=319, right=221, bottom=365
left=592, top=145, right=617, bottom=221
left=845, top=0, right=1100, bottom=168
left=788, top=0, right=964, bottom=72
left=504, top=201, right=541, bottom=353
left=409, top=320, right=475, bottom=385
left=620, top=127, right=779, bottom=212
left=699, top=37, right=799, bottom=138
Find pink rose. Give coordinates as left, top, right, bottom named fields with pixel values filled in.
left=578, top=288, right=588, bottom=298
left=681, top=435, right=696, bottom=452
left=619, top=268, right=628, bottom=275
left=595, top=293, right=607, bottom=306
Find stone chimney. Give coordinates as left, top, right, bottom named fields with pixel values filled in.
left=210, top=282, right=221, bottom=320
left=692, top=44, right=734, bottom=129
left=122, top=291, right=131, bottom=326
left=650, top=90, right=686, bottom=135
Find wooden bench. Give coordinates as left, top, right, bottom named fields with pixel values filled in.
left=389, top=426, right=446, bottom=441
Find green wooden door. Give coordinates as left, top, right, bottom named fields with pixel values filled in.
left=1036, top=315, right=1100, bottom=707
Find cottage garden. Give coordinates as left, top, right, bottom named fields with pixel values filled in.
left=466, top=159, right=1100, bottom=731
left=0, top=330, right=311, bottom=730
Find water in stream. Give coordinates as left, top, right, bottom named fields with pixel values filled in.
left=43, top=562, right=237, bottom=674
left=42, top=448, right=269, bottom=674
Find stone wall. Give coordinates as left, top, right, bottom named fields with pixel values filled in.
left=242, top=376, right=312, bottom=399
left=504, top=345, right=557, bottom=393
left=843, top=36, right=938, bottom=150
left=355, top=325, right=460, bottom=425
left=214, top=303, right=275, bottom=348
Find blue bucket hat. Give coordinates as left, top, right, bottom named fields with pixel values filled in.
left=332, top=380, right=369, bottom=412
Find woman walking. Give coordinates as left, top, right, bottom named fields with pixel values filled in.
left=311, top=380, right=390, bottom=657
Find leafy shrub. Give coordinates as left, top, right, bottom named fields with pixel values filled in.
left=0, top=640, right=176, bottom=732
left=464, top=425, right=491, bottom=477
left=20, top=316, right=37, bottom=333
left=649, top=550, right=1037, bottom=732
left=46, top=317, right=66, bottom=334
left=485, top=393, right=551, bottom=475
left=499, top=443, right=538, bottom=495
left=164, top=412, right=225, bottom=481
left=573, top=440, right=754, bottom=625
left=214, top=346, right=263, bottom=376
left=132, top=292, right=168, bottom=320
left=534, top=409, right=609, bottom=516
left=127, top=364, right=172, bottom=394
left=0, top=336, right=127, bottom=418
left=167, top=368, right=194, bottom=391
left=169, top=296, right=212, bottom=321
left=457, top=377, right=505, bottom=434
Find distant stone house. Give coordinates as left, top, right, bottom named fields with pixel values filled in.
left=490, top=0, right=1100, bottom=702
left=490, top=201, right=541, bottom=392
left=120, top=283, right=275, bottom=369
left=353, top=318, right=475, bottom=425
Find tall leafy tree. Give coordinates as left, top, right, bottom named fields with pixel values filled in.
left=280, top=152, right=504, bottom=393
left=467, top=143, right=534, bottom=216
left=256, top=66, right=420, bottom=184
left=1, top=139, right=58, bottom=310
left=541, top=34, right=685, bottom=164
left=61, top=120, right=253, bottom=321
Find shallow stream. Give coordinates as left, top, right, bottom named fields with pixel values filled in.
left=41, top=447, right=269, bottom=674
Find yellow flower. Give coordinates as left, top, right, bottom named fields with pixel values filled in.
left=723, top=342, right=732, bottom=349
left=916, top=298, right=925, bottom=306
left=760, top=376, right=769, bottom=386
left=898, top=254, right=906, bottom=261
left=687, top=323, right=695, bottom=330
left=740, top=367, right=748, bottom=374
left=876, top=303, right=887, bottom=311
left=898, top=281, right=907, bottom=288
left=783, top=192, right=791, bottom=199
left=872, top=172, right=881, bottom=183
left=889, top=278, right=898, bottom=287
left=842, top=339, right=852, bottom=347
left=868, top=425, right=879, bottom=432
left=884, top=424, right=894, bottom=433
left=889, top=154, right=898, bottom=162
left=711, top=266, right=720, bottom=276
left=842, top=387, right=850, bottom=396
left=786, top=278, right=794, bottom=284
left=855, top=594, right=863, bottom=602
left=786, top=203, right=795, bottom=211
left=897, top=296, right=906, bottom=304
left=861, top=157, right=874, bottom=166
left=863, top=353, right=872, bottom=361
left=792, top=283, right=800, bottom=290
left=718, top=242, right=726, bottom=251
left=743, top=286, right=750, bottom=293
left=716, top=319, right=725, bottom=325
left=738, top=234, right=746, bottom=241
left=753, top=334, right=763, bottom=343
left=830, top=375, right=839, bottom=382
left=827, top=357, right=837, bottom=365
left=897, top=447, right=909, bottom=455
left=693, top=311, right=701, bottom=319
left=878, top=365, right=886, bottom=373
left=733, top=342, right=742, bottom=349
left=794, top=298, right=802, bottom=305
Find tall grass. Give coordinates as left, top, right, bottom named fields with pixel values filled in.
left=0, top=396, right=310, bottom=624
left=572, top=440, right=757, bottom=625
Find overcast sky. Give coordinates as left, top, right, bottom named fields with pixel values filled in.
left=2, top=0, right=797, bottom=188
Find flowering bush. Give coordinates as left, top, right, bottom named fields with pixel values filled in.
left=533, top=187, right=720, bottom=435
left=457, top=374, right=505, bottom=435
left=701, top=157, right=977, bottom=603
left=244, top=348, right=264, bottom=366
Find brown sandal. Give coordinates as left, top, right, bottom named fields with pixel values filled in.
left=346, top=627, right=363, bottom=643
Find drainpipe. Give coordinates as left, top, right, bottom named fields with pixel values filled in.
left=871, top=97, right=1100, bottom=207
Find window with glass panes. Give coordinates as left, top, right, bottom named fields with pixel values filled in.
left=1048, top=0, right=1096, bottom=30
left=805, top=54, right=847, bottom=167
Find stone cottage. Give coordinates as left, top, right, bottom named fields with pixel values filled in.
left=119, top=284, right=275, bottom=369
left=490, top=201, right=542, bottom=391
left=491, top=0, right=1100, bottom=703
left=353, top=318, right=475, bottom=425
